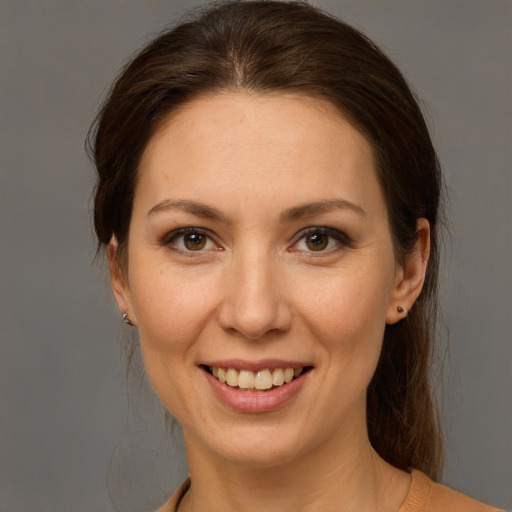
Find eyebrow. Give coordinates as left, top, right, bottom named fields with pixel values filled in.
left=147, top=199, right=230, bottom=223
left=147, top=197, right=365, bottom=223
left=280, top=199, right=366, bottom=222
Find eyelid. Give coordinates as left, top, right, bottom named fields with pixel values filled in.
left=161, top=227, right=222, bottom=253
left=160, top=225, right=351, bottom=254
left=289, top=226, right=353, bottom=252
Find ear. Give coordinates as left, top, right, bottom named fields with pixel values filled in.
left=108, top=237, right=137, bottom=325
left=386, top=218, right=430, bottom=325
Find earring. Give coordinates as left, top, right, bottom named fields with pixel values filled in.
left=122, top=313, right=135, bottom=326
left=397, top=306, right=408, bottom=316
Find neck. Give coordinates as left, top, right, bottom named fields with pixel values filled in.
left=179, top=424, right=410, bottom=512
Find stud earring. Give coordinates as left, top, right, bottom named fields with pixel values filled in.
left=397, top=306, right=408, bottom=316
left=122, top=313, right=135, bottom=326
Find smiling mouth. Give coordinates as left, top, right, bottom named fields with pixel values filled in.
left=203, top=365, right=313, bottom=392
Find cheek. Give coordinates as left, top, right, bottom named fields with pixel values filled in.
left=127, top=267, right=221, bottom=416
left=295, top=264, right=392, bottom=379
left=128, top=260, right=220, bottom=367
left=298, top=265, right=392, bottom=339
left=135, top=283, right=212, bottom=345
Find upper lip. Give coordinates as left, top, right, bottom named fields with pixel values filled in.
left=201, top=359, right=313, bottom=372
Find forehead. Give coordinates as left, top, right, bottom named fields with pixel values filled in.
left=136, top=92, right=383, bottom=218
left=144, top=91, right=373, bottom=163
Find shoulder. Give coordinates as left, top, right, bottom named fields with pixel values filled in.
left=399, top=469, right=504, bottom=512
left=155, top=477, right=191, bottom=512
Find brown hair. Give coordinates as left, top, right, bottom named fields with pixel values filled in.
left=88, top=0, right=444, bottom=478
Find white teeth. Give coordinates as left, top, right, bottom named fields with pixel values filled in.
left=272, top=368, right=285, bottom=386
left=209, top=365, right=306, bottom=390
left=238, top=370, right=255, bottom=389
left=255, top=369, right=273, bottom=390
left=226, top=368, right=239, bottom=387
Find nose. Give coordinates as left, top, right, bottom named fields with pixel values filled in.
left=216, top=249, right=292, bottom=340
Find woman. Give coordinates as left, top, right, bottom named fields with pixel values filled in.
left=89, top=1, right=504, bottom=511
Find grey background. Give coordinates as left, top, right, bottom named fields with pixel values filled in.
left=0, top=1, right=511, bottom=511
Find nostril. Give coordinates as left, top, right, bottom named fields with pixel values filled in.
left=215, top=270, right=292, bottom=339
left=216, top=303, right=292, bottom=340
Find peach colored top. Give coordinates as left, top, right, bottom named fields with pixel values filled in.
left=157, top=469, right=504, bottom=512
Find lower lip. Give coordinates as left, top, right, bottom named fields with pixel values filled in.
left=203, top=369, right=310, bottom=413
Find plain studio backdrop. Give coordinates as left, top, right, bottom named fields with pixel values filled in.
left=0, top=1, right=511, bottom=511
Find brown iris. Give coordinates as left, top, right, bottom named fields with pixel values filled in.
left=184, top=233, right=207, bottom=250
left=305, top=233, right=329, bottom=251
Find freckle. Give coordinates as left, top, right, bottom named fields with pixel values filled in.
left=160, top=269, right=163, bottom=275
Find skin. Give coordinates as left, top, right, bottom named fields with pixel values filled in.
left=110, top=92, right=430, bottom=512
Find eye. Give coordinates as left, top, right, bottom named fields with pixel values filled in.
left=304, top=232, right=330, bottom=251
left=164, top=228, right=218, bottom=253
left=291, top=227, right=351, bottom=253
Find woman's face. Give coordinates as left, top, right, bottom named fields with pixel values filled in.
left=112, top=92, right=425, bottom=468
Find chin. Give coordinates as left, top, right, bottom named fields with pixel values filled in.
left=184, top=419, right=314, bottom=469
left=149, top=389, right=308, bottom=468
left=218, top=439, right=308, bottom=469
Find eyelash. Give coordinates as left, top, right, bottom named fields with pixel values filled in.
left=291, top=227, right=353, bottom=254
left=161, top=226, right=352, bottom=255
left=161, top=227, right=220, bottom=255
